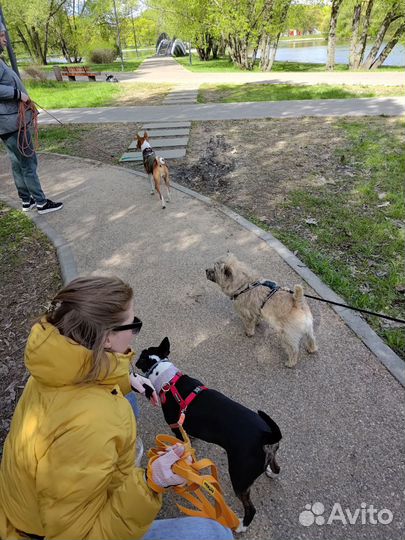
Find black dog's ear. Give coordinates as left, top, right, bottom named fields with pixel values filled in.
left=135, top=350, right=149, bottom=371
left=159, top=337, right=170, bottom=357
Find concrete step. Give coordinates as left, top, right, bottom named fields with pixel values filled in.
left=164, top=94, right=197, bottom=98
left=163, top=100, right=196, bottom=104
left=120, top=148, right=186, bottom=162
left=141, top=122, right=191, bottom=129
left=128, top=137, right=188, bottom=149
left=139, top=128, right=190, bottom=137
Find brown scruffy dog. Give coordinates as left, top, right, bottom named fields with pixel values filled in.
left=206, top=253, right=318, bottom=367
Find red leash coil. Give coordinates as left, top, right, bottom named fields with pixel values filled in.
left=17, top=100, right=39, bottom=158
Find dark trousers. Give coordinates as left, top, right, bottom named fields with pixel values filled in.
left=1, top=130, right=46, bottom=205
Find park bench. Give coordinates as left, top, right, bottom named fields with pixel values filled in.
left=54, top=66, right=101, bottom=81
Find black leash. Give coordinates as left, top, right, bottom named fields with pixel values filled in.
left=285, top=289, right=405, bottom=325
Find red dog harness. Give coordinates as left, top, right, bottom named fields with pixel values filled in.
left=159, top=371, right=208, bottom=428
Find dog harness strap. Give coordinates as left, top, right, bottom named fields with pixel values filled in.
left=232, top=279, right=279, bottom=301
left=260, top=286, right=280, bottom=309
left=160, top=371, right=208, bottom=426
left=142, top=147, right=156, bottom=174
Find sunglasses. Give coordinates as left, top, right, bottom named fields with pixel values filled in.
left=112, top=316, right=142, bottom=335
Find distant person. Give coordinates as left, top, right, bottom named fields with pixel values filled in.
left=0, top=275, right=233, bottom=540
left=0, top=22, right=62, bottom=214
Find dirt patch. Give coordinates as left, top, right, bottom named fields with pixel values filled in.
left=174, top=134, right=235, bottom=193
left=0, top=205, right=61, bottom=454
left=36, top=123, right=142, bottom=165
left=171, top=117, right=348, bottom=223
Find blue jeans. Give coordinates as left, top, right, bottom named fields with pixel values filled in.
left=1, top=130, right=47, bottom=205
left=142, top=517, right=233, bottom=540
left=125, top=391, right=140, bottom=419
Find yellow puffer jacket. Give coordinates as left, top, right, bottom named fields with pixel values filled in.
left=0, top=321, right=161, bottom=540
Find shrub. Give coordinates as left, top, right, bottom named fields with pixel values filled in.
left=23, top=66, right=48, bottom=81
left=89, top=49, right=117, bottom=64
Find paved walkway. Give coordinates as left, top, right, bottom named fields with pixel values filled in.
left=1, top=153, right=404, bottom=540
left=39, top=96, right=405, bottom=125
left=122, top=56, right=405, bottom=87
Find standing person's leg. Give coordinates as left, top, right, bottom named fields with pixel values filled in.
left=3, top=131, right=47, bottom=206
left=142, top=517, right=233, bottom=540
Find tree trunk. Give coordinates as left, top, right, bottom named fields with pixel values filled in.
left=212, top=43, right=218, bottom=59
left=267, top=38, right=279, bottom=71
left=16, top=26, right=33, bottom=60
left=364, top=21, right=405, bottom=69
left=349, top=1, right=362, bottom=69
left=356, top=0, right=374, bottom=68
left=218, top=35, right=226, bottom=57
left=25, top=24, right=47, bottom=64
left=228, top=34, right=242, bottom=66
left=361, top=11, right=401, bottom=69
left=326, top=0, right=343, bottom=71
left=259, top=35, right=270, bottom=70
left=261, top=32, right=282, bottom=71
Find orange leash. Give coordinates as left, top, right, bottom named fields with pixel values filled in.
left=17, top=100, right=39, bottom=158
left=147, top=423, right=240, bottom=531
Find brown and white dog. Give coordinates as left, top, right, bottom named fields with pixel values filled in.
left=136, top=131, right=171, bottom=209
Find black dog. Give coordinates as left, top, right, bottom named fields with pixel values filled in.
left=136, top=337, right=282, bottom=531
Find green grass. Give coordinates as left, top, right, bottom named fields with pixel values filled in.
left=0, top=202, right=42, bottom=271
left=24, top=80, right=172, bottom=109
left=198, top=82, right=405, bottom=103
left=176, top=54, right=403, bottom=72
left=37, top=125, right=92, bottom=154
left=250, top=118, right=405, bottom=357
left=25, top=80, right=121, bottom=108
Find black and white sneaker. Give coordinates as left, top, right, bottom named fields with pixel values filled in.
left=22, top=197, right=36, bottom=212
left=37, top=199, right=63, bottom=215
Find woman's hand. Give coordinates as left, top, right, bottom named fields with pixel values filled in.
left=130, top=373, right=158, bottom=406
left=20, top=92, right=30, bottom=103
left=149, top=444, right=187, bottom=488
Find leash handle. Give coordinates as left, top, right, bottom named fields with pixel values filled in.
left=146, top=427, right=240, bottom=530
left=17, top=101, right=39, bottom=157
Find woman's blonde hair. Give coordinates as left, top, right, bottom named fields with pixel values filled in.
left=45, top=276, right=133, bottom=383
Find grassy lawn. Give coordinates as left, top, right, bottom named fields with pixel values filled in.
left=24, top=80, right=172, bottom=109
left=252, top=119, right=405, bottom=357
left=176, top=54, right=403, bottom=72
left=198, top=82, right=405, bottom=103
left=0, top=202, right=39, bottom=271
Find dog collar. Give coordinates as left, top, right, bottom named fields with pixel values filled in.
left=231, top=279, right=279, bottom=301
left=153, top=363, right=178, bottom=394
left=142, top=147, right=154, bottom=157
left=144, top=355, right=168, bottom=379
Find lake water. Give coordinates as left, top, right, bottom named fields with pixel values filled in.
left=275, top=39, right=405, bottom=66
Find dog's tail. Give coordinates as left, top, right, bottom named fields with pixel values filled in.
left=157, top=156, right=166, bottom=166
left=292, top=285, right=305, bottom=308
left=258, top=410, right=282, bottom=443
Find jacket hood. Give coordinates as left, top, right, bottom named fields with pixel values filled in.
left=25, top=321, right=134, bottom=393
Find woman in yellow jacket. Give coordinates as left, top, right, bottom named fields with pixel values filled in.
left=0, top=276, right=233, bottom=540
